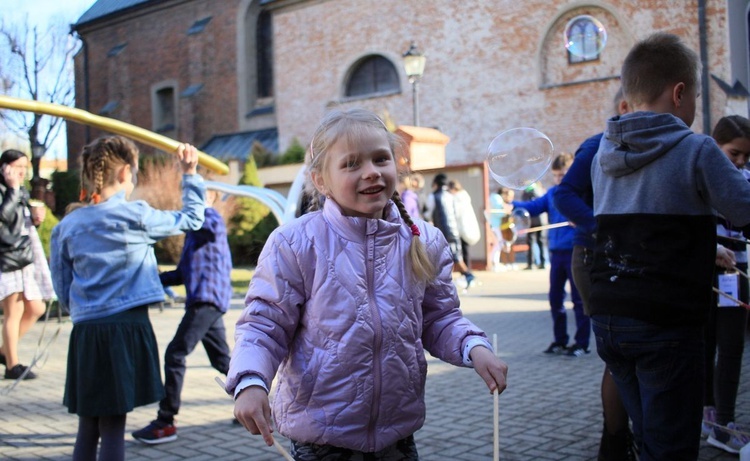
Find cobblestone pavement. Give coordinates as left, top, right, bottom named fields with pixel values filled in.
left=0, top=269, right=747, bottom=460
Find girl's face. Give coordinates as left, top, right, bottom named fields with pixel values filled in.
left=313, top=127, right=397, bottom=219
left=4, top=156, right=28, bottom=184
left=720, top=137, right=750, bottom=169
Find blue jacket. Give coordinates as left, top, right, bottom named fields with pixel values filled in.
left=51, top=174, right=206, bottom=323
left=591, top=112, right=750, bottom=326
left=512, top=185, right=574, bottom=251
left=160, top=207, right=232, bottom=313
left=554, top=133, right=602, bottom=249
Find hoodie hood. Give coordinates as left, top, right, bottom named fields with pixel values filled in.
left=598, top=112, right=693, bottom=178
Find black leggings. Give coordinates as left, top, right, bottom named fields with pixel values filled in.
left=704, top=264, right=749, bottom=424
left=73, top=414, right=126, bottom=461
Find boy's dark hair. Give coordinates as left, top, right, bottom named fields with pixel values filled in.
left=712, top=115, right=750, bottom=146
left=433, top=173, right=447, bottom=187
left=551, top=152, right=574, bottom=171
left=621, top=32, right=699, bottom=106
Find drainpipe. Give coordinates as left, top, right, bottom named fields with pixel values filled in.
left=698, top=0, right=711, bottom=133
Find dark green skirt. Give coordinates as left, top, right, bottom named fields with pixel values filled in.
left=64, top=305, right=164, bottom=417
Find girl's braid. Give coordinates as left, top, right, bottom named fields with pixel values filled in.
left=391, top=191, right=414, bottom=227
left=391, top=190, right=436, bottom=282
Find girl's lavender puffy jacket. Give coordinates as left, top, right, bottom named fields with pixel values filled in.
left=226, top=199, right=489, bottom=452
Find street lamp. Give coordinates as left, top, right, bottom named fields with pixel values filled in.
left=31, top=141, right=45, bottom=161
left=403, top=41, right=426, bottom=126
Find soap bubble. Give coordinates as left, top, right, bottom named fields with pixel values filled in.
left=511, top=208, right=531, bottom=235
left=564, top=15, right=607, bottom=58
left=487, top=128, right=554, bottom=190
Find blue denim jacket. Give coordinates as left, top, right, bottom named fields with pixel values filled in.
left=51, top=174, right=206, bottom=323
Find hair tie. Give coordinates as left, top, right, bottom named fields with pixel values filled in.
left=91, top=193, right=102, bottom=204
left=79, top=188, right=88, bottom=202
left=410, top=224, right=421, bottom=237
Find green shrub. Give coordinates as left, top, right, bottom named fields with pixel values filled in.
left=279, top=138, right=305, bottom=165
left=51, top=169, right=80, bottom=218
left=227, top=156, right=279, bottom=265
left=37, top=206, right=59, bottom=256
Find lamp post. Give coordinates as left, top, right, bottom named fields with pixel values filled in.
left=403, top=42, right=426, bottom=127
left=30, top=140, right=47, bottom=200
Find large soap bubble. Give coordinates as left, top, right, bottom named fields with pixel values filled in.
left=487, top=128, right=554, bottom=190
left=564, top=15, right=607, bottom=58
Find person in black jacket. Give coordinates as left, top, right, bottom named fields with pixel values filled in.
left=0, top=149, right=50, bottom=380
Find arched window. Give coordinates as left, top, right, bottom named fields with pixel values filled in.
left=345, top=55, right=400, bottom=98
left=567, top=17, right=602, bottom=64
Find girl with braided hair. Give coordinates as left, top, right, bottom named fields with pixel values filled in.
left=50, top=136, right=205, bottom=461
left=228, top=108, right=508, bottom=459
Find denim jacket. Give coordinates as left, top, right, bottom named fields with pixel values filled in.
left=51, top=174, right=205, bottom=323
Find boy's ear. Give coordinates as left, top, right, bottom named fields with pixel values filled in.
left=672, top=82, right=686, bottom=107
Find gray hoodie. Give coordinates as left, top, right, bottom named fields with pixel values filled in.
left=590, top=111, right=750, bottom=325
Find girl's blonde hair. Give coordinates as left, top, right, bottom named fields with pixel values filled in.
left=78, top=135, right=138, bottom=205
left=305, top=108, right=436, bottom=282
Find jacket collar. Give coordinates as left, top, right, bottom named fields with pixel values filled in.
left=322, top=199, right=403, bottom=242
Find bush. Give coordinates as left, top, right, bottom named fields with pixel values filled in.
left=37, top=206, right=59, bottom=256
left=51, top=169, right=80, bottom=218
left=279, top=138, right=305, bottom=164
left=227, top=156, right=279, bottom=265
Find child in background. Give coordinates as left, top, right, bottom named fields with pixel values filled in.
left=51, top=136, right=205, bottom=461
left=589, top=33, right=750, bottom=459
left=703, top=114, right=750, bottom=454
left=399, top=174, right=421, bottom=219
left=554, top=88, right=635, bottom=460
left=498, top=187, right=517, bottom=270
left=228, top=108, right=507, bottom=459
left=132, top=189, right=233, bottom=445
left=512, top=154, right=588, bottom=356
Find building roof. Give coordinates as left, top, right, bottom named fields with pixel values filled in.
left=74, top=0, right=154, bottom=28
left=200, top=128, right=279, bottom=162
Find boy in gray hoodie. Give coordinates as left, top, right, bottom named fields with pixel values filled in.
left=590, top=32, right=750, bottom=460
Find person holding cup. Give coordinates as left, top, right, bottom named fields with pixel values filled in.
left=0, top=149, right=54, bottom=380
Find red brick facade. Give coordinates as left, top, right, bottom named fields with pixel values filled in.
left=69, top=0, right=742, bottom=172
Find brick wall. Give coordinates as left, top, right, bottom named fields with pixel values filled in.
left=68, top=0, right=734, bottom=178
left=69, top=0, right=242, bottom=166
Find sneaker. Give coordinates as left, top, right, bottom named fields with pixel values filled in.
left=702, top=406, right=716, bottom=439
left=4, top=364, right=37, bottom=380
left=708, top=422, right=750, bottom=454
left=567, top=344, right=590, bottom=357
left=543, top=342, right=567, bottom=354
left=132, top=420, right=177, bottom=444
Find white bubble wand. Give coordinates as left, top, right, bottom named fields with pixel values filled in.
left=493, top=333, right=499, bottom=461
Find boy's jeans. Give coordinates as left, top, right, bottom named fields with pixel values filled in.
left=592, top=315, right=704, bottom=461
left=158, top=303, right=231, bottom=421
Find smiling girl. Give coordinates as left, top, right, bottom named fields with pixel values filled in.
left=228, top=108, right=508, bottom=460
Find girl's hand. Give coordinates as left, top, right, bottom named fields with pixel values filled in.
left=716, top=244, right=736, bottom=269
left=3, top=164, right=22, bottom=189
left=470, top=346, right=508, bottom=395
left=234, top=386, right=274, bottom=446
left=175, top=143, right=199, bottom=175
